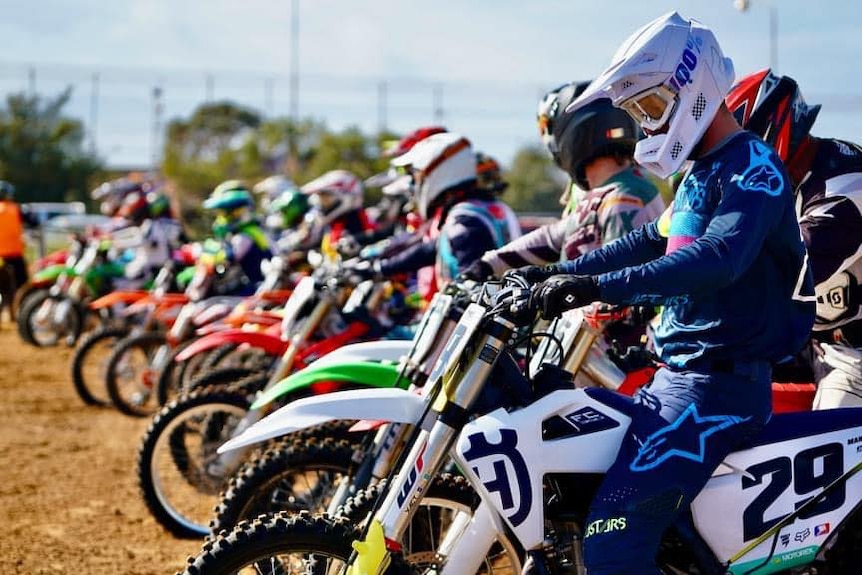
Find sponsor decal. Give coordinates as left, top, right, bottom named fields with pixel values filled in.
left=814, top=523, right=830, bottom=537
left=772, top=546, right=816, bottom=564
left=731, top=140, right=785, bottom=197
left=585, top=517, right=628, bottom=538
left=795, top=527, right=811, bottom=543
left=847, top=435, right=862, bottom=446
left=668, top=36, right=703, bottom=91
left=780, top=533, right=790, bottom=547
left=563, top=407, right=619, bottom=435
left=396, top=442, right=427, bottom=508
left=462, top=428, right=532, bottom=526
left=630, top=404, right=750, bottom=472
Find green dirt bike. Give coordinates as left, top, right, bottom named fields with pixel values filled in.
left=18, top=237, right=125, bottom=347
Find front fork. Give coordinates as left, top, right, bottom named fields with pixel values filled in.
left=358, top=322, right=511, bottom=572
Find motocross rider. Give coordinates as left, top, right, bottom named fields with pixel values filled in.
left=112, top=187, right=184, bottom=284
left=464, top=83, right=665, bottom=281
left=727, top=69, right=862, bottom=409
left=348, top=132, right=521, bottom=290
left=509, top=12, right=814, bottom=574
left=293, top=169, right=374, bottom=263
left=203, top=180, right=273, bottom=293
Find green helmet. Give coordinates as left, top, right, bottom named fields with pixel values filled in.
left=268, top=189, right=309, bottom=229
left=204, top=180, right=254, bottom=211
left=205, top=180, right=255, bottom=238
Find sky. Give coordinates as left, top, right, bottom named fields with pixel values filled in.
left=3, top=0, right=862, bottom=170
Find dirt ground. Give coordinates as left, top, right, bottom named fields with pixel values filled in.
left=0, top=327, right=201, bottom=574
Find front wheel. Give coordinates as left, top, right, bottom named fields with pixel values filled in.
left=70, top=325, right=129, bottom=406
left=182, top=513, right=355, bottom=575
left=18, top=292, right=82, bottom=347
left=105, top=332, right=167, bottom=416
left=137, top=385, right=257, bottom=538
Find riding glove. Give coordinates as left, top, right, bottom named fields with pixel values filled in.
left=532, top=275, right=600, bottom=319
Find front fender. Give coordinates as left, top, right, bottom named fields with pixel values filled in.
left=312, top=340, right=413, bottom=369
left=175, top=329, right=288, bottom=362
left=220, top=387, right=424, bottom=453
left=251, top=360, right=404, bottom=409
left=89, top=290, right=150, bottom=310
left=33, top=264, right=73, bottom=283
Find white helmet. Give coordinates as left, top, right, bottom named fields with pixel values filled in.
left=300, top=169, right=364, bottom=226
left=254, top=175, right=298, bottom=199
left=391, top=132, right=476, bottom=219
left=568, top=11, right=735, bottom=179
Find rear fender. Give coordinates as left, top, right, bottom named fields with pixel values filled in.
left=175, top=329, right=288, bottom=362
left=251, top=360, right=404, bottom=409
left=220, top=387, right=424, bottom=452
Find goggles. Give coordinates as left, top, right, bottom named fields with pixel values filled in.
left=620, top=84, right=678, bottom=132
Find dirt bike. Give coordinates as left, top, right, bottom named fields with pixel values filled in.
left=101, top=245, right=295, bottom=416
left=136, top=266, right=416, bottom=538
left=69, top=258, right=192, bottom=407
left=205, top=287, right=467, bottom=536
left=191, top=275, right=862, bottom=575
left=18, top=237, right=125, bottom=347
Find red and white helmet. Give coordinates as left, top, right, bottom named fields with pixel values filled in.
left=300, top=169, right=364, bottom=226
left=391, top=132, right=476, bottom=219
left=570, top=11, right=735, bottom=178
left=382, top=126, right=448, bottom=159
left=725, top=69, right=821, bottom=164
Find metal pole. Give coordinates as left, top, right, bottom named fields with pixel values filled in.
left=378, top=80, right=388, bottom=132
left=289, top=0, right=300, bottom=122
left=433, top=83, right=444, bottom=123
left=265, top=78, right=274, bottom=117
left=151, top=86, right=164, bottom=170
left=769, top=5, right=778, bottom=72
left=89, top=73, right=99, bottom=155
left=28, top=67, right=36, bottom=95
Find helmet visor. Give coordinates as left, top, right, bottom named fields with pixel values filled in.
left=620, top=85, right=678, bottom=132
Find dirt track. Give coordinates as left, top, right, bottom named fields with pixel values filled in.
left=0, top=327, right=200, bottom=574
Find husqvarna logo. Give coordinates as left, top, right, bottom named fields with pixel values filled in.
left=461, top=429, right=532, bottom=526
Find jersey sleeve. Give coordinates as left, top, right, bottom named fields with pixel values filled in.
left=378, top=237, right=437, bottom=276
left=596, top=167, right=788, bottom=305
left=557, top=218, right=667, bottom=276
left=481, top=218, right=567, bottom=276
left=799, top=195, right=862, bottom=285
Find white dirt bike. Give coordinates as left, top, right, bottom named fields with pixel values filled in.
left=185, top=276, right=862, bottom=575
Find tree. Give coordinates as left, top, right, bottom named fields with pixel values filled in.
left=503, top=145, right=567, bottom=214
left=0, top=89, right=102, bottom=204
left=162, top=101, right=263, bottom=200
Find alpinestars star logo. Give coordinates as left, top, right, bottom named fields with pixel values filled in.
left=629, top=404, right=751, bottom=472
left=731, top=140, right=785, bottom=197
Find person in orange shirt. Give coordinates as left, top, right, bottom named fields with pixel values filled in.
left=0, top=181, right=28, bottom=303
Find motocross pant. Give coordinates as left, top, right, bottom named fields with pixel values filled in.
left=583, top=363, right=772, bottom=575
left=812, top=343, right=862, bottom=409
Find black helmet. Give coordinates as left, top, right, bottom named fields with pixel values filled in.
left=553, top=96, right=640, bottom=189
left=537, top=81, right=591, bottom=161
left=0, top=180, right=15, bottom=201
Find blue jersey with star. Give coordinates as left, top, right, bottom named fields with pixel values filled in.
left=560, top=131, right=815, bottom=368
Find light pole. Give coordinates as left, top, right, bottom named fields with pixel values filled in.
left=734, top=0, right=778, bottom=72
